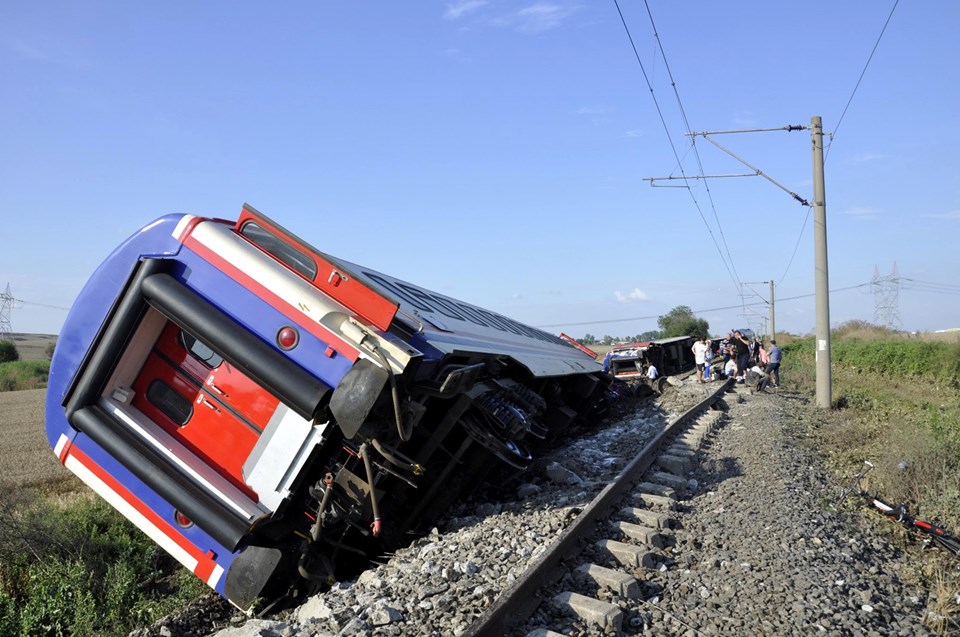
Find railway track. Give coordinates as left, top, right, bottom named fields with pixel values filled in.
left=134, top=378, right=733, bottom=636
left=465, top=378, right=732, bottom=636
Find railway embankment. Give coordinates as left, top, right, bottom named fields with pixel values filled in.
left=174, top=379, right=955, bottom=637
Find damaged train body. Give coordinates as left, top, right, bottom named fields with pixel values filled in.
left=45, top=205, right=609, bottom=610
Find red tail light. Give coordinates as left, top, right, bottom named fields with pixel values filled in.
left=277, top=326, right=299, bottom=350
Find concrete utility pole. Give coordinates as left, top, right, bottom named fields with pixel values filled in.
left=769, top=280, right=776, bottom=343
left=811, top=116, right=832, bottom=409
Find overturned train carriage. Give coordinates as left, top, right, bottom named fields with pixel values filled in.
left=45, top=205, right=610, bottom=610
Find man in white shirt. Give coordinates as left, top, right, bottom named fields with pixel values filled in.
left=691, top=337, right=709, bottom=384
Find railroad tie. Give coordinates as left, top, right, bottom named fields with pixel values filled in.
left=619, top=506, right=674, bottom=529
left=613, top=520, right=668, bottom=548
left=550, top=591, right=623, bottom=633
left=575, top=563, right=641, bottom=599
left=677, top=428, right=709, bottom=448
left=647, top=471, right=688, bottom=493
left=665, top=444, right=698, bottom=459
left=635, top=482, right=677, bottom=499
left=525, top=629, right=568, bottom=637
left=655, top=453, right=692, bottom=476
left=633, top=491, right=678, bottom=510
left=596, top=538, right=657, bottom=569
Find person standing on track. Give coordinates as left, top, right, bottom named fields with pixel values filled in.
left=692, top=337, right=709, bottom=384
left=703, top=340, right=714, bottom=381
left=732, top=330, right=750, bottom=383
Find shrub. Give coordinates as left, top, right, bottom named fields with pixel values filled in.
left=0, top=493, right=205, bottom=636
left=19, top=560, right=98, bottom=637
left=0, top=360, right=49, bottom=391
left=0, top=341, right=18, bottom=364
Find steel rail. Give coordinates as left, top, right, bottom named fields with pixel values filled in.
left=463, top=378, right=733, bottom=636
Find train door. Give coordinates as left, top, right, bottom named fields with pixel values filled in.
left=130, top=321, right=279, bottom=498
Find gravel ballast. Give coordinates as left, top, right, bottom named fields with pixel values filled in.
left=130, top=381, right=948, bottom=636
left=638, top=387, right=937, bottom=636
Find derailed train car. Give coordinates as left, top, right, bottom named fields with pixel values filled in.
left=45, top=205, right=610, bottom=610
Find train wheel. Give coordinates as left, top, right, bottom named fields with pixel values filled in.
left=459, top=412, right=533, bottom=470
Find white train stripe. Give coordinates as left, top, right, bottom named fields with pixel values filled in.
left=105, top=402, right=262, bottom=521
left=207, top=563, right=225, bottom=588
left=172, top=215, right=197, bottom=242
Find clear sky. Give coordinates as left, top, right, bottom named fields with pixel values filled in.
left=2, top=1, right=958, bottom=340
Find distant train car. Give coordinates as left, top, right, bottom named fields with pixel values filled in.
left=652, top=336, right=696, bottom=375
left=603, top=336, right=696, bottom=382
left=602, top=341, right=652, bottom=381
left=45, top=205, right=610, bottom=610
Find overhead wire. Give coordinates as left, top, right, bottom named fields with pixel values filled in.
left=824, top=0, right=900, bottom=163
left=900, top=278, right=960, bottom=296
left=780, top=2, right=900, bottom=284
left=13, top=298, right=71, bottom=311
left=778, top=205, right=813, bottom=284
left=536, top=281, right=876, bottom=329
left=609, top=1, right=912, bottom=334
left=612, top=0, right=741, bottom=292
left=640, top=0, right=741, bottom=287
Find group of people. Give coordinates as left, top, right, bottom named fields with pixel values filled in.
left=691, top=331, right=782, bottom=390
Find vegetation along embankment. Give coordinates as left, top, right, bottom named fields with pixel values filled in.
left=785, top=322, right=960, bottom=530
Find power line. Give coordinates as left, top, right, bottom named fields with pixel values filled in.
left=900, top=279, right=960, bottom=296
left=825, top=0, right=900, bottom=163
left=0, top=283, right=70, bottom=337
left=536, top=281, right=874, bottom=329
left=612, top=0, right=741, bottom=292
left=778, top=205, right=813, bottom=284
left=640, top=0, right=740, bottom=286
left=14, top=298, right=72, bottom=311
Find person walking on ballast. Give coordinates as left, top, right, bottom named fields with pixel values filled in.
left=766, top=340, right=782, bottom=387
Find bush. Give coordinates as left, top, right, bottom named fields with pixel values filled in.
left=0, top=341, right=18, bottom=364
left=833, top=338, right=960, bottom=383
left=0, top=360, right=49, bottom=391
left=0, top=493, right=206, bottom=636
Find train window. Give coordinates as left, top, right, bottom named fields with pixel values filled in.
left=147, top=380, right=193, bottom=426
left=180, top=331, right=223, bottom=368
left=239, top=221, right=318, bottom=280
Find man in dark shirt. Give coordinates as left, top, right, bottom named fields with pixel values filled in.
left=766, top=340, right=783, bottom=387
left=732, top=330, right=750, bottom=382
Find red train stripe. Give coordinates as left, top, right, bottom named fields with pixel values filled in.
left=67, top=445, right=218, bottom=576
left=182, top=232, right=360, bottom=362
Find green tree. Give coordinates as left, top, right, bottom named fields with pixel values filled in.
left=0, top=341, right=19, bottom=363
left=657, top=305, right=709, bottom=339
left=581, top=333, right=597, bottom=345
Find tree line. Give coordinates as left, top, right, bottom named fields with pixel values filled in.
left=579, top=305, right=710, bottom=346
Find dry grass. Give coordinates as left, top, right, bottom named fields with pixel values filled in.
left=0, top=388, right=78, bottom=494
left=6, top=333, right=57, bottom=362
left=923, top=563, right=960, bottom=635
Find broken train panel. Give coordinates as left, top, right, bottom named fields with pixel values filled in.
left=45, top=205, right=609, bottom=610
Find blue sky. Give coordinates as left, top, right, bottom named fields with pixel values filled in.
left=2, top=1, right=958, bottom=340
